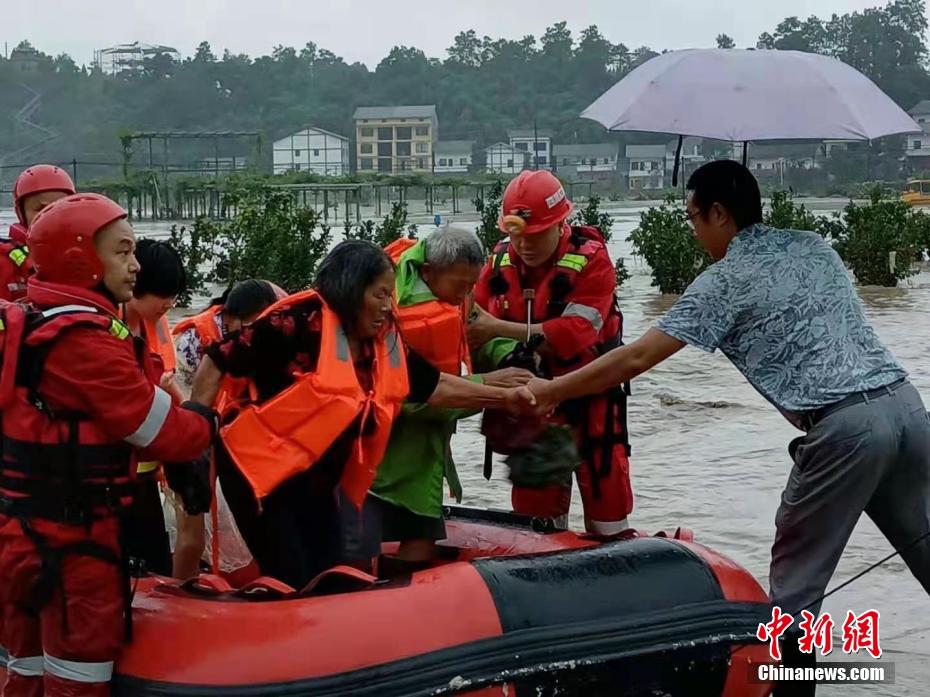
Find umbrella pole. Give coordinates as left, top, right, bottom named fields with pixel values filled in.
left=741, top=141, right=749, bottom=166
left=672, top=135, right=684, bottom=188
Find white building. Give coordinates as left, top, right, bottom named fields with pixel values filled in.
left=625, top=144, right=668, bottom=189
left=554, top=143, right=618, bottom=181
left=93, top=42, right=179, bottom=75
left=905, top=101, right=930, bottom=169
left=434, top=140, right=474, bottom=174
left=485, top=143, right=527, bottom=175
left=508, top=129, right=553, bottom=170
left=273, top=127, right=350, bottom=176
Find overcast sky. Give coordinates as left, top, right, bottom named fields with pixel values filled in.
left=6, top=0, right=901, bottom=68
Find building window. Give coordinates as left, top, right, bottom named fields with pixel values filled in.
left=459, top=157, right=467, bottom=166
left=399, top=118, right=406, bottom=123
left=415, top=126, right=429, bottom=136
left=378, top=158, right=392, bottom=172
left=294, top=149, right=301, bottom=157
left=915, top=140, right=922, bottom=150
left=359, top=158, right=373, bottom=170
left=418, top=157, right=429, bottom=169
left=396, top=142, right=411, bottom=157
left=378, top=142, right=392, bottom=157
left=313, top=149, right=320, bottom=156
left=396, top=127, right=412, bottom=140
left=360, top=127, right=373, bottom=138
left=537, top=156, right=548, bottom=165
left=295, top=164, right=301, bottom=171
left=439, top=158, right=448, bottom=166
left=378, top=127, right=392, bottom=140
left=416, top=142, right=429, bottom=154
left=536, top=142, right=548, bottom=152
left=507, top=159, right=514, bottom=168
left=360, top=143, right=373, bottom=154
left=603, top=158, right=609, bottom=164
left=514, top=142, right=528, bottom=151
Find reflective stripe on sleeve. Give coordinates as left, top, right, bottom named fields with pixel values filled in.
left=124, top=386, right=171, bottom=448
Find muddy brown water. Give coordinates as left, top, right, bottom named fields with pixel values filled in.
left=7, top=201, right=927, bottom=695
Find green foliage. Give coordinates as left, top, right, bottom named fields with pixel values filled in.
left=825, top=189, right=927, bottom=287
left=168, top=221, right=212, bottom=306
left=628, top=197, right=710, bottom=295
left=613, top=258, right=632, bottom=289
left=0, top=4, right=928, bottom=167
left=169, top=188, right=332, bottom=297
left=473, top=180, right=505, bottom=254
left=341, top=202, right=417, bottom=247
left=764, top=190, right=821, bottom=232
left=570, top=193, right=613, bottom=242
left=375, top=202, right=418, bottom=246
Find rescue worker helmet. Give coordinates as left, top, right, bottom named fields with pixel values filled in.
left=29, top=193, right=128, bottom=288
left=13, top=165, right=76, bottom=225
left=498, top=170, right=573, bottom=236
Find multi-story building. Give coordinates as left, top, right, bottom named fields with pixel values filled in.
left=555, top=143, right=619, bottom=182
left=354, top=105, right=438, bottom=175
left=905, top=100, right=930, bottom=171
left=273, top=127, right=350, bottom=176
left=508, top=129, right=553, bottom=170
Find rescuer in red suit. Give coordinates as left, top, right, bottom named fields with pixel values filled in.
left=0, top=193, right=217, bottom=697
left=469, top=170, right=633, bottom=535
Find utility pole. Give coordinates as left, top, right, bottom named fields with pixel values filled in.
left=533, top=119, right=539, bottom=171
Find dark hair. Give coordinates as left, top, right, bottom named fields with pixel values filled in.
left=686, top=160, right=763, bottom=231
left=220, top=279, right=279, bottom=319
left=133, top=239, right=187, bottom=299
left=313, top=240, right=393, bottom=333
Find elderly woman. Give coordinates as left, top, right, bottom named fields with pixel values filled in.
left=192, top=240, right=534, bottom=588
left=370, top=225, right=532, bottom=567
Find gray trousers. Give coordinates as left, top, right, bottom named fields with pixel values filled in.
left=770, top=381, right=930, bottom=616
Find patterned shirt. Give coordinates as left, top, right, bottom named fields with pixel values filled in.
left=657, top=224, right=906, bottom=414
left=174, top=311, right=226, bottom=395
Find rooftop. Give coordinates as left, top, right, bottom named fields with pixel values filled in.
left=353, top=105, right=437, bottom=120
left=555, top=143, right=617, bottom=159
left=626, top=144, right=668, bottom=159
left=485, top=142, right=523, bottom=152
left=275, top=125, right=349, bottom=142
left=508, top=129, right=555, bottom=139
left=909, top=100, right=930, bottom=116
left=436, top=140, right=475, bottom=154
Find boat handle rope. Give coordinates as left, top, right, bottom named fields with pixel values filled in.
left=729, top=528, right=930, bottom=658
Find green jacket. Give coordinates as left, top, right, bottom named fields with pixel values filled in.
left=370, top=240, right=480, bottom=518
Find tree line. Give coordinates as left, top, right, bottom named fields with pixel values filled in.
left=0, top=0, right=926, bottom=170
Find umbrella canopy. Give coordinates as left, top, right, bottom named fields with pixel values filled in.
left=581, top=49, right=920, bottom=142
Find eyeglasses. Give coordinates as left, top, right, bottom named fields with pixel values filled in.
left=684, top=209, right=700, bottom=230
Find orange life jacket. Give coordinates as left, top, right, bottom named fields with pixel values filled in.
left=220, top=289, right=410, bottom=506
left=385, top=237, right=472, bottom=376
left=395, top=300, right=471, bottom=376
left=172, top=305, right=247, bottom=414
left=144, top=315, right=176, bottom=373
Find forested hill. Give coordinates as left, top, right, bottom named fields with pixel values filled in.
left=0, top=0, right=927, bottom=167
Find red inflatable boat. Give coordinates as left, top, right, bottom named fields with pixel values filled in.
left=2, top=507, right=775, bottom=696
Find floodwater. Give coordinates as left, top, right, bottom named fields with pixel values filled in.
left=4, top=199, right=928, bottom=695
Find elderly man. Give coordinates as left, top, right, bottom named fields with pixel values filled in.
left=369, top=225, right=532, bottom=566
left=527, top=160, right=930, bottom=696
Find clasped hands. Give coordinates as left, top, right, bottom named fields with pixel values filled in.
left=484, top=367, right=559, bottom=417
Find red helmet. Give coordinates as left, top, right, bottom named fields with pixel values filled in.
left=498, top=170, right=573, bottom=236
left=29, top=193, right=128, bottom=288
left=13, top=165, right=77, bottom=225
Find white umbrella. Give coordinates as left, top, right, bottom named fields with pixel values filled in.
left=582, top=48, right=920, bottom=143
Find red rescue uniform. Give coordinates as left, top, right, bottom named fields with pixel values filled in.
left=474, top=224, right=633, bottom=534
left=0, top=280, right=215, bottom=697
